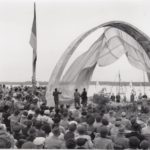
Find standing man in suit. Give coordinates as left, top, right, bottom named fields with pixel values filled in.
left=81, top=88, right=88, bottom=107
left=53, top=88, right=61, bottom=108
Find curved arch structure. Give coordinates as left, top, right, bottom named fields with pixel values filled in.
left=46, top=21, right=150, bottom=106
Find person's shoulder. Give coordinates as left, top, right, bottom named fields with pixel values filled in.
left=94, top=137, right=100, bottom=141
left=45, top=135, right=52, bottom=142
left=142, top=126, right=147, bottom=130
left=94, top=137, right=112, bottom=143
left=141, top=126, right=148, bottom=133
left=105, top=137, right=113, bottom=142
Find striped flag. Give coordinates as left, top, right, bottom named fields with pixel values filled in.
left=30, top=3, right=37, bottom=85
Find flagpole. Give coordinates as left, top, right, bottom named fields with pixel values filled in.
left=30, top=2, right=37, bottom=90
left=118, top=70, right=121, bottom=95
left=143, top=71, right=145, bottom=94
left=32, top=50, right=36, bottom=88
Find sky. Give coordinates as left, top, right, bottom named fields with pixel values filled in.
left=0, top=0, right=150, bottom=82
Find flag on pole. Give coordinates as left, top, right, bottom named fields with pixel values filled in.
left=30, top=3, right=37, bottom=86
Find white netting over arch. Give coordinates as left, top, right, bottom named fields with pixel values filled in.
left=46, top=21, right=150, bottom=106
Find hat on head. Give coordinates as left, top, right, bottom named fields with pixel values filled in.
left=121, top=112, right=126, bottom=117
left=0, top=124, right=6, bottom=131
left=44, top=110, right=50, bottom=115
left=69, top=121, right=78, bottom=125
left=13, top=93, right=17, bottom=97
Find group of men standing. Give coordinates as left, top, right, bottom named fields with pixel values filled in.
left=110, top=93, right=121, bottom=103
left=74, top=88, right=88, bottom=108
left=110, top=92, right=148, bottom=103
left=53, top=88, right=88, bottom=108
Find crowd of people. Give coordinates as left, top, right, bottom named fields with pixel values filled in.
left=110, top=91, right=148, bottom=103
left=0, top=84, right=150, bottom=149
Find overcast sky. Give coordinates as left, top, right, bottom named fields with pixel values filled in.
left=0, top=0, right=150, bottom=82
